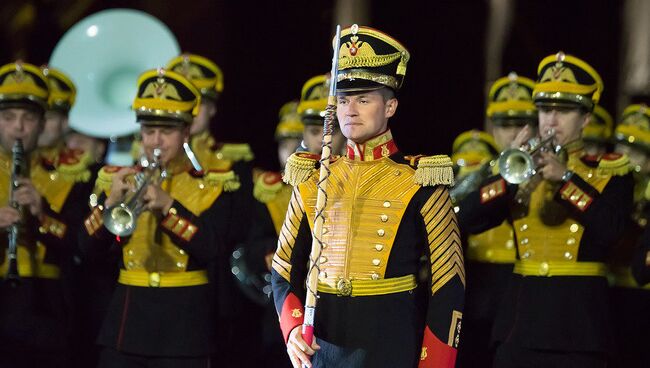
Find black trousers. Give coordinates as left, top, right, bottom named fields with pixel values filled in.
left=494, top=342, right=607, bottom=368
left=98, top=347, right=210, bottom=368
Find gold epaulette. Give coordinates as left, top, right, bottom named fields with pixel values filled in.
left=597, top=153, right=630, bottom=176
left=412, top=155, right=455, bottom=187
left=204, top=169, right=241, bottom=192
left=215, top=143, right=254, bottom=162
left=254, top=171, right=284, bottom=203
left=95, top=165, right=124, bottom=193
left=52, top=148, right=92, bottom=182
left=283, top=152, right=320, bottom=186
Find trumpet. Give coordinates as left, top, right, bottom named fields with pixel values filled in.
left=6, top=139, right=27, bottom=285
left=498, top=129, right=560, bottom=184
left=103, top=148, right=167, bottom=237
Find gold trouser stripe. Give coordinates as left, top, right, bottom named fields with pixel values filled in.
left=0, top=262, right=61, bottom=279
left=317, top=274, right=417, bottom=296
left=118, top=269, right=209, bottom=288
left=467, top=247, right=516, bottom=264
left=608, top=266, right=650, bottom=289
left=514, top=261, right=606, bottom=277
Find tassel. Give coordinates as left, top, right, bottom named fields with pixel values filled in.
left=217, top=143, right=254, bottom=162
left=414, top=155, right=455, bottom=187
left=283, top=153, right=318, bottom=186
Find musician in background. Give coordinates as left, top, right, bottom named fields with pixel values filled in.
left=459, top=52, right=633, bottom=367
left=583, top=105, right=613, bottom=156
left=607, top=104, right=650, bottom=367
left=0, top=61, right=93, bottom=368
left=296, top=74, right=346, bottom=156
left=78, top=68, right=239, bottom=367
left=455, top=73, right=536, bottom=367
left=166, top=53, right=256, bottom=367
left=272, top=25, right=464, bottom=368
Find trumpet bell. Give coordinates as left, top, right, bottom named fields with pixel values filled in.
left=103, top=202, right=136, bottom=237
left=49, top=9, right=180, bottom=138
left=498, top=148, right=535, bottom=184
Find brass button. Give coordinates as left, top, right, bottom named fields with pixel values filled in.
left=372, top=259, right=381, bottom=266
left=570, top=195, right=579, bottom=201
left=567, top=238, right=576, bottom=245
left=149, top=272, right=161, bottom=287
left=481, top=192, right=489, bottom=200
left=520, top=238, right=529, bottom=245
left=489, top=189, right=496, bottom=196
left=337, top=278, right=352, bottom=296
left=538, top=262, right=549, bottom=276
left=49, top=173, right=58, bottom=180
left=485, top=250, right=494, bottom=259
left=453, top=206, right=460, bottom=214
left=176, top=262, right=184, bottom=268
left=127, top=249, right=134, bottom=256
left=383, top=201, right=391, bottom=208
left=371, top=272, right=379, bottom=280
left=521, top=251, right=531, bottom=259
left=127, top=261, right=134, bottom=268
left=216, top=152, right=224, bottom=160
left=375, top=244, right=384, bottom=251
left=198, top=183, right=205, bottom=189
left=377, top=229, right=385, bottom=237
left=564, top=252, right=573, bottom=260
left=505, top=240, right=514, bottom=249
left=380, top=214, right=389, bottom=222
left=179, top=249, right=185, bottom=255
left=38, top=226, right=47, bottom=234
left=569, top=224, right=579, bottom=233
left=394, top=170, right=401, bottom=176
left=520, top=224, right=528, bottom=231
left=168, top=207, right=178, bottom=215
left=577, top=200, right=587, bottom=208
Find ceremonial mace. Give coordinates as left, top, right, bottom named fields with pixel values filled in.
left=301, top=24, right=341, bottom=364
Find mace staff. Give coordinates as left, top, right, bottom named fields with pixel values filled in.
left=301, top=24, right=341, bottom=357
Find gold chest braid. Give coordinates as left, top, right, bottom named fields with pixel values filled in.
left=467, top=221, right=516, bottom=264
left=123, top=171, right=222, bottom=273
left=513, top=156, right=610, bottom=263
left=299, top=158, right=420, bottom=284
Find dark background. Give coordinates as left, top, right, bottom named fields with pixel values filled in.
left=0, top=0, right=623, bottom=171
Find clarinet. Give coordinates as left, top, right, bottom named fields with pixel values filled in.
left=5, top=139, right=25, bottom=285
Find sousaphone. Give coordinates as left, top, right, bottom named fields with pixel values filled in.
left=49, top=9, right=180, bottom=142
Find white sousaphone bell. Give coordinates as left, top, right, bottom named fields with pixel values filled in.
left=49, top=8, right=180, bottom=163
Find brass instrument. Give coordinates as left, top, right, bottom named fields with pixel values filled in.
left=6, top=139, right=27, bottom=284
left=103, top=148, right=167, bottom=237
left=498, top=129, right=560, bottom=184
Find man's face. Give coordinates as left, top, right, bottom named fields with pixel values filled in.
left=277, top=137, right=301, bottom=168
left=302, top=124, right=346, bottom=155
left=336, top=90, right=397, bottom=143
left=38, top=110, right=68, bottom=148
left=140, top=125, right=189, bottom=165
left=0, top=108, right=44, bottom=153
left=538, top=106, right=589, bottom=146
left=191, top=100, right=216, bottom=136
left=491, top=122, right=533, bottom=151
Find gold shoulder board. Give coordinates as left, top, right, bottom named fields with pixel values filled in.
left=597, top=153, right=630, bottom=177
left=216, top=143, right=254, bottom=162
left=254, top=171, right=284, bottom=203
left=55, top=148, right=92, bottom=182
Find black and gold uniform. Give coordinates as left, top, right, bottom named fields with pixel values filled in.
left=272, top=25, right=465, bottom=368
left=0, top=62, right=93, bottom=368
left=459, top=53, right=633, bottom=367
left=607, top=104, right=650, bottom=367
left=456, top=74, right=537, bottom=367
left=79, top=69, right=239, bottom=367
